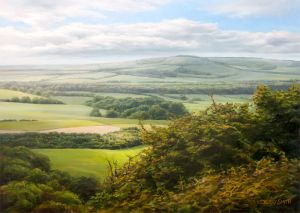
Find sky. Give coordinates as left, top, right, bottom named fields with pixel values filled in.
left=0, top=0, right=299, bottom=64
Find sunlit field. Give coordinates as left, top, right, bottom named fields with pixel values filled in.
left=34, top=146, right=146, bottom=178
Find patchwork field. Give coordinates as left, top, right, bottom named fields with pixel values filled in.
left=33, top=146, right=146, bottom=178
left=1, top=56, right=299, bottom=84
left=0, top=89, right=40, bottom=99
left=0, top=92, right=168, bottom=131
left=0, top=87, right=251, bottom=131
left=40, top=125, right=120, bottom=134
left=1, top=56, right=296, bottom=133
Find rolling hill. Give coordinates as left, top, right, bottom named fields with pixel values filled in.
left=0, top=56, right=299, bottom=84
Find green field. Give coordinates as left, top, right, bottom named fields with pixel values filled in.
left=94, top=93, right=148, bottom=98
left=0, top=56, right=297, bottom=132
left=0, top=88, right=249, bottom=130
left=0, top=119, right=102, bottom=131
left=0, top=89, right=40, bottom=99
left=0, top=102, right=92, bottom=120
left=53, top=96, right=92, bottom=105
left=0, top=55, right=297, bottom=131
left=152, top=94, right=251, bottom=112
left=1, top=56, right=299, bottom=84
left=33, top=146, right=146, bottom=178
left=0, top=95, right=168, bottom=130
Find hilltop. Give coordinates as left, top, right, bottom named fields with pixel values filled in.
left=0, top=56, right=299, bottom=84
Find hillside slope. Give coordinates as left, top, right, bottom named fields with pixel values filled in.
left=0, top=56, right=299, bottom=84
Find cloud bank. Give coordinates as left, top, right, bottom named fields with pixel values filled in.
left=1, top=19, right=299, bottom=64
left=0, top=0, right=170, bottom=28
left=0, top=1, right=299, bottom=64
left=202, top=0, right=300, bottom=17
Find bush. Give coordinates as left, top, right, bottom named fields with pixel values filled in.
left=4, top=96, right=64, bottom=104
left=106, top=110, right=119, bottom=118
left=0, top=129, right=141, bottom=149
left=0, top=147, right=89, bottom=212
left=89, top=85, right=300, bottom=212
left=86, top=96, right=188, bottom=120
left=90, top=108, right=101, bottom=117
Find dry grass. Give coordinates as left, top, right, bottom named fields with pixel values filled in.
left=0, top=125, right=121, bottom=135
left=40, top=125, right=121, bottom=134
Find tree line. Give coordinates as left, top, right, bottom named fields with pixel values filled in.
left=0, top=146, right=100, bottom=212
left=0, top=85, right=299, bottom=212
left=89, top=85, right=300, bottom=212
left=3, top=96, right=64, bottom=105
left=1, top=80, right=294, bottom=95
left=86, top=96, right=188, bottom=120
left=0, top=128, right=141, bottom=149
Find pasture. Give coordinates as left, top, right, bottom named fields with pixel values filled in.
left=0, top=89, right=40, bottom=99
left=33, top=146, right=146, bottom=178
left=0, top=88, right=249, bottom=131
left=1, top=56, right=299, bottom=84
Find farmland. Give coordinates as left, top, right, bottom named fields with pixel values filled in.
left=0, top=89, right=40, bottom=99
left=1, top=56, right=299, bottom=84
left=0, top=88, right=251, bottom=131
left=33, top=146, right=146, bottom=178
left=0, top=92, right=168, bottom=131
left=1, top=0, right=300, bottom=209
left=0, top=56, right=299, bottom=212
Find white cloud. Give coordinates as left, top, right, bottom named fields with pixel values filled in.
left=202, top=0, right=300, bottom=17
left=0, top=19, right=299, bottom=64
left=0, top=0, right=170, bottom=28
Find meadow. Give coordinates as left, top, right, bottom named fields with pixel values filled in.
left=0, top=89, right=168, bottom=131
left=1, top=56, right=299, bottom=84
left=0, top=56, right=296, bottom=132
left=0, top=89, right=40, bottom=99
left=33, top=146, right=146, bottom=178
left=0, top=56, right=299, bottom=212
left=0, top=87, right=250, bottom=131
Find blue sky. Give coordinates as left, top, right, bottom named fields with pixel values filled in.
left=0, top=0, right=299, bottom=64
left=75, top=0, right=299, bottom=32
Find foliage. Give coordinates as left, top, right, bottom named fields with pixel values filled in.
left=0, top=127, right=141, bottom=149
left=34, top=146, right=145, bottom=179
left=70, top=177, right=101, bottom=202
left=1, top=85, right=299, bottom=212
left=86, top=96, right=188, bottom=120
left=0, top=146, right=95, bottom=212
left=89, top=107, right=101, bottom=117
left=169, top=158, right=299, bottom=213
left=2, top=80, right=294, bottom=96
left=3, top=96, right=64, bottom=104
left=89, top=85, right=300, bottom=212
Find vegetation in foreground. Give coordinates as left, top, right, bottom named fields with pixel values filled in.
left=34, top=146, right=145, bottom=178
left=89, top=85, right=300, bottom=212
left=0, top=85, right=299, bottom=212
left=86, top=96, right=188, bottom=120
left=0, top=127, right=141, bottom=149
left=3, top=96, right=64, bottom=105
left=0, top=146, right=98, bottom=212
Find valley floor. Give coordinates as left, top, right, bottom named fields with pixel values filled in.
left=33, top=146, right=146, bottom=178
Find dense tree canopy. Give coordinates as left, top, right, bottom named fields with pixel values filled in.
left=0, top=146, right=102, bottom=212
left=0, top=85, right=299, bottom=212
left=3, top=96, right=64, bottom=104
left=89, top=85, right=300, bottom=212
left=87, top=96, right=189, bottom=120
left=0, top=128, right=141, bottom=149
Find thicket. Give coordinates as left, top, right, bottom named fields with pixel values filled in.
left=3, top=96, right=64, bottom=104
left=89, top=85, right=300, bottom=212
left=0, top=128, right=141, bottom=149
left=86, top=96, right=188, bottom=120
left=0, top=146, right=100, bottom=212
left=1, top=85, right=299, bottom=212
left=1, top=80, right=294, bottom=95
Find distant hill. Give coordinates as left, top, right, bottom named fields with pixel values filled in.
left=0, top=56, right=299, bottom=84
